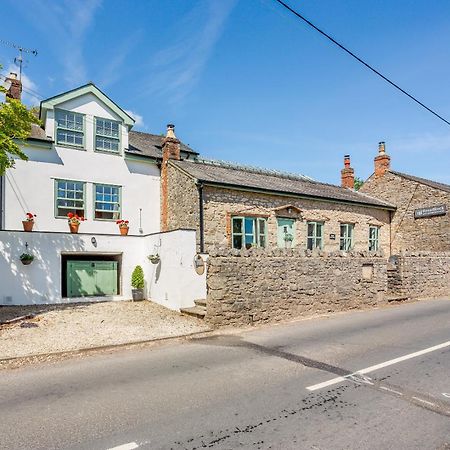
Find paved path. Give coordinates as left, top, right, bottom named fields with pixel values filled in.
left=1, top=299, right=449, bottom=450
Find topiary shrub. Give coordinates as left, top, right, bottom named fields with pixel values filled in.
left=131, top=265, right=144, bottom=289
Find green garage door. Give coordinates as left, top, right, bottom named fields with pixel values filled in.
left=67, top=261, right=118, bottom=298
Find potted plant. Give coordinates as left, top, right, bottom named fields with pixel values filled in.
left=22, top=212, right=36, bottom=232
left=116, top=219, right=129, bottom=236
left=67, top=213, right=86, bottom=233
left=131, top=265, right=145, bottom=301
left=19, top=252, right=34, bottom=266
left=148, top=254, right=160, bottom=264
left=284, top=232, right=294, bottom=248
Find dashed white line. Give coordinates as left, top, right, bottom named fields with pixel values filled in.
left=412, top=397, right=436, bottom=407
left=306, top=340, right=450, bottom=391
left=108, top=442, right=139, bottom=450
left=379, top=386, right=403, bottom=396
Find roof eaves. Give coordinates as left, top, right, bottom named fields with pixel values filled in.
left=198, top=179, right=396, bottom=211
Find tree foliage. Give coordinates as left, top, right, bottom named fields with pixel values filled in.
left=0, top=71, right=40, bottom=175
left=354, top=176, right=364, bottom=191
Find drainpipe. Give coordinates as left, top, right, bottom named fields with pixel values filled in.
left=196, top=182, right=205, bottom=253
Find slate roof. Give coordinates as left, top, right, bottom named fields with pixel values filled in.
left=28, top=124, right=53, bottom=142
left=172, top=159, right=395, bottom=209
left=127, top=131, right=198, bottom=160
left=391, top=171, right=450, bottom=194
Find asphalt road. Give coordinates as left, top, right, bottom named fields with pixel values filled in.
left=1, top=299, right=449, bottom=450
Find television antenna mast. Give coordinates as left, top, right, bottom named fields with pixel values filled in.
left=0, top=39, right=38, bottom=80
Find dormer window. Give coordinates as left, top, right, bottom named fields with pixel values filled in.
left=95, top=118, right=120, bottom=153
left=55, top=109, right=84, bottom=147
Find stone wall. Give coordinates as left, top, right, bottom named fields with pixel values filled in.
left=206, top=248, right=388, bottom=327
left=166, top=163, right=200, bottom=243
left=203, top=186, right=391, bottom=253
left=389, top=252, right=450, bottom=300
left=361, top=172, right=450, bottom=252
left=205, top=248, right=450, bottom=327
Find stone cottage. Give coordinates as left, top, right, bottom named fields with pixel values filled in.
left=360, top=142, right=450, bottom=253
left=160, top=128, right=395, bottom=254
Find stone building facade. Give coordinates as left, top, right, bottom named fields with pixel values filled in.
left=360, top=143, right=450, bottom=253
left=160, top=133, right=394, bottom=254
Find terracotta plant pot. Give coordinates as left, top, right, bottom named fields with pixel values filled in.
left=69, top=223, right=79, bottom=234
left=22, top=221, right=34, bottom=232
left=119, top=226, right=129, bottom=236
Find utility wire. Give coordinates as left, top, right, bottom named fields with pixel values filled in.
left=273, top=0, right=450, bottom=127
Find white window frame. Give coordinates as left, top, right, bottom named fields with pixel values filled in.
left=231, top=216, right=267, bottom=249
left=94, top=117, right=121, bottom=153
left=55, top=109, right=85, bottom=148
left=369, top=225, right=380, bottom=251
left=307, top=221, right=324, bottom=250
left=55, top=179, right=86, bottom=218
left=94, top=183, right=122, bottom=221
left=340, top=223, right=354, bottom=251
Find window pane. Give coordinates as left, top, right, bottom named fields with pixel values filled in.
left=307, top=223, right=315, bottom=237
left=307, top=237, right=314, bottom=251
left=233, top=235, right=243, bottom=249
left=244, top=218, right=254, bottom=234
left=232, top=218, right=242, bottom=234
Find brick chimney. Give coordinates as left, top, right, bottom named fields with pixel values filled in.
left=374, top=141, right=391, bottom=177
left=161, top=124, right=181, bottom=231
left=162, top=124, right=181, bottom=161
left=341, top=154, right=355, bottom=189
left=5, top=72, right=22, bottom=101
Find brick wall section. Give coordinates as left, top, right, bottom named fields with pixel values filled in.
left=165, top=163, right=200, bottom=241
left=202, top=186, right=391, bottom=253
left=206, top=248, right=388, bottom=327
left=361, top=172, right=450, bottom=252
left=205, top=249, right=450, bottom=327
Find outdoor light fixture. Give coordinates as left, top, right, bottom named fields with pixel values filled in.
left=91, top=237, right=97, bottom=247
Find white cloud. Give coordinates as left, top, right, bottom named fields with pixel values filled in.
left=125, top=109, right=144, bottom=128
left=146, top=0, right=237, bottom=103
left=10, top=0, right=101, bottom=86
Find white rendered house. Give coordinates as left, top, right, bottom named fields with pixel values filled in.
left=0, top=78, right=204, bottom=306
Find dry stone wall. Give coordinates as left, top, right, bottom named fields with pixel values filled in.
left=206, top=248, right=450, bottom=327
left=206, top=247, right=388, bottom=327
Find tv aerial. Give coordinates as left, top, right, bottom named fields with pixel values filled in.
left=0, top=39, right=38, bottom=80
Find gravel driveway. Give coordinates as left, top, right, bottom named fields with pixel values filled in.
left=0, top=301, right=211, bottom=360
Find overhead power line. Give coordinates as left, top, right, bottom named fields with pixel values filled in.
left=273, top=0, right=450, bottom=127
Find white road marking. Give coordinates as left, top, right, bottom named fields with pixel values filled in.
left=412, top=397, right=436, bottom=407
left=306, top=341, right=450, bottom=391
left=379, top=386, right=403, bottom=396
left=442, top=393, right=450, bottom=398
left=108, top=443, right=139, bottom=450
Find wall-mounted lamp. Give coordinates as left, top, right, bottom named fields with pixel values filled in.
left=91, top=237, right=97, bottom=247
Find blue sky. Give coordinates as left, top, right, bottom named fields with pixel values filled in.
left=2, top=0, right=450, bottom=184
